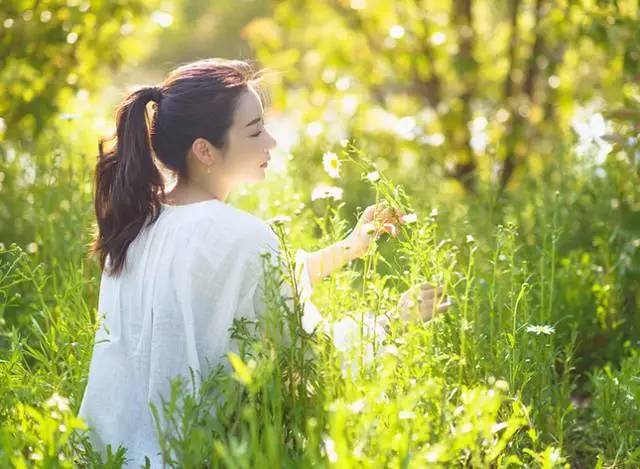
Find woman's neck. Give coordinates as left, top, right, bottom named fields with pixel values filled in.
left=161, top=174, right=228, bottom=205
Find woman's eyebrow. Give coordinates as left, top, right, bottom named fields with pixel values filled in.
left=245, top=116, right=263, bottom=127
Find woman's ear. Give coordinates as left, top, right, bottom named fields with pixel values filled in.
left=191, top=137, right=218, bottom=167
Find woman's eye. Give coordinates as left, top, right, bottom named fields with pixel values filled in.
left=250, top=130, right=262, bottom=137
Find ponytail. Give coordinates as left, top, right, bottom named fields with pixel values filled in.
left=90, top=86, right=164, bottom=276
left=89, top=58, right=266, bottom=276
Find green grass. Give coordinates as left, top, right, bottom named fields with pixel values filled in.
left=1, top=138, right=639, bottom=468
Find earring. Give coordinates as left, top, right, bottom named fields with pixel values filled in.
left=206, top=167, right=211, bottom=174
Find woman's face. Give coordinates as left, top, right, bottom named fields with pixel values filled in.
left=215, top=86, right=277, bottom=184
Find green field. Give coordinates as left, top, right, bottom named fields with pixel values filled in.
left=1, top=1, right=640, bottom=467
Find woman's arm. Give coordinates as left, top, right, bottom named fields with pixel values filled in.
left=303, top=200, right=405, bottom=288
left=303, top=236, right=359, bottom=288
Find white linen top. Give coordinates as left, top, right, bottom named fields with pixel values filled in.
left=78, top=199, right=318, bottom=468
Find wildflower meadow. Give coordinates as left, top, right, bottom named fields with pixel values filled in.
left=2, top=1, right=640, bottom=467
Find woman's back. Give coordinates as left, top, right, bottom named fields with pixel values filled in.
left=78, top=199, right=281, bottom=467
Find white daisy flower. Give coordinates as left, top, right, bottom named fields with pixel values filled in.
left=401, top=213, right=417, bottom=224
left=366, top=170, right=380, bottom=182
left=570, top=108, right=613, bottom=165
left=45, top=392, right=70, bottom=412
left=323, top=436, right=338, bottom=463
left=525, top=324, right=555, bottom=335
left=311, top=184, right=343, bottom=201
left=398, top=410, right=416, bottom=420
left=267, top=215, right=291, bottom=225
left=347, top=399, right=366, bottom=414
left=322, top=151, right=341, bottom=179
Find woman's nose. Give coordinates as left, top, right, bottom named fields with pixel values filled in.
left=265, top=128, right=277, bottom=150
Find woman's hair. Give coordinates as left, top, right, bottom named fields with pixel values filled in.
left=90, top=58, right=268, bottom=276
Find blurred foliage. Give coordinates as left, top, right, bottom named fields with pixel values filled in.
left=139, top=0, right=271, bottom=67
left=0, top=0, right=180, bottom=255
left=0, top=391, right=89, bottom=467
left=242, top=0, right=639, bottom=193
left=0, top=0, right=168, bottom=146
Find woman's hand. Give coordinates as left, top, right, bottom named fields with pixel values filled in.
left=304, top=200, right=405, bottom=287
left=397, top=282, right=451, bottom=322
left=345, top=199, right=405, bottom=259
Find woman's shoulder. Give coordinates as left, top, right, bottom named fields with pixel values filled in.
left=169, top=201, right=278, bottom=255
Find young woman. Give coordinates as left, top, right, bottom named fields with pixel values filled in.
left=78, top=58, right=448, bottom=467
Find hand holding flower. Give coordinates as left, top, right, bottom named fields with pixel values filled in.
left=345, top=199, right=405, bottom=259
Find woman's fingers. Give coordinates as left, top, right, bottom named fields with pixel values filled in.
left=419, top=286, right=450, bottom=320
left=364, top=201, right=411, bottom=240
left=376, top=207, right=396, bottom=223
left=421, top=285, right=445, bottom=301
left=397, top=281, right=452, bottom=322
left=382, top=222, right=397, bottom=238
left=410, top=283, right=444, bottom=300
left=369, top=201, right=409, bottom=226
left=391, top=207, right=405, bottom=226
left=421, top=283, right=443, bottom=293
left=372, top=200, right=390, bottom=216
left=431, top=296, right=451, bottom=315
left=370, top=206, right=402, bottom=238
left=372, top=202, right=398, bottom=221
left=362, top=201, right=388, bottom=224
